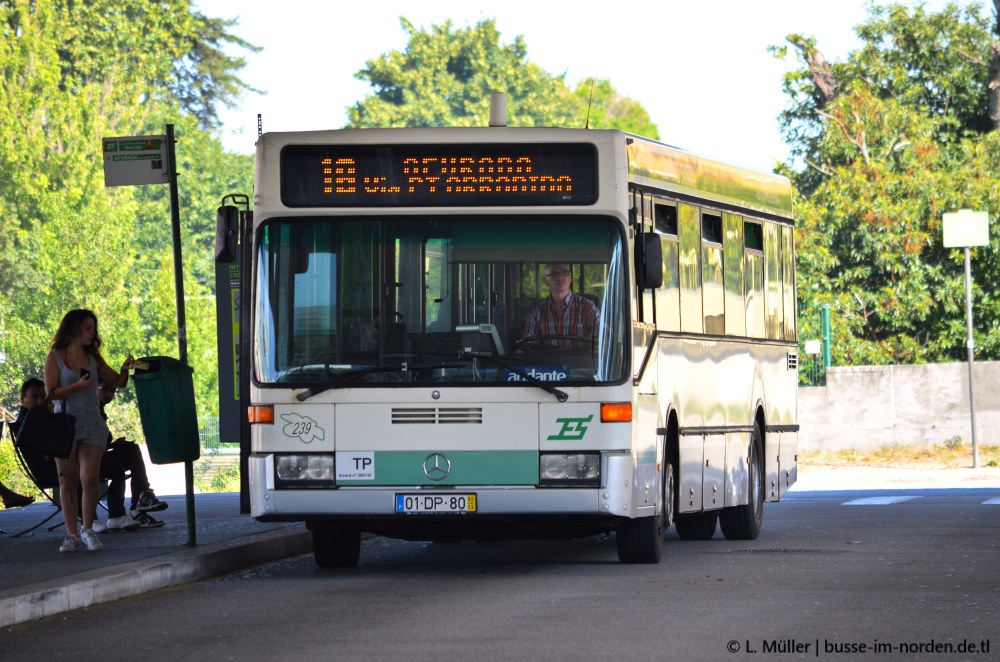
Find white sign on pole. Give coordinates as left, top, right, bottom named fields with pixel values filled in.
left=804, top=340, right=821, bottom=355
left=942, top=209, right=989, bottom=248
left=102, top=135, right=169, bottom=186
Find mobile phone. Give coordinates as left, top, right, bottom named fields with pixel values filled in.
left=80, top=369, right=90, bottom=380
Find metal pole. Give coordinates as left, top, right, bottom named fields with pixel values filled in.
left=821, top=304, right=831, bottom=370
left=963, top=247, right=979, bottom=468
left=166, top=123, right=197, bottom=545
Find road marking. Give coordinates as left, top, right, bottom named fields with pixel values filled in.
left=983, top=497, right=1000, bottom=505
left=842, top=496, right=922, bottom=506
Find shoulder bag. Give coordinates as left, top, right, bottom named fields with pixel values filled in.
left=15, top=400, right=75, bottom=459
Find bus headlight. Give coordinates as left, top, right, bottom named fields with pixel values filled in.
left=274, top=454, right=336, bottom=488
left=539, top=453, right=600, bottom=486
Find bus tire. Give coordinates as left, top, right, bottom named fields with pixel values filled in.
left=616, top=512, right=663, bottom=564
left=311, top=521, right=361, bottom=568
left=674, top=511, right=718, bottom=540
left=720, top=422, right=765, bottom=540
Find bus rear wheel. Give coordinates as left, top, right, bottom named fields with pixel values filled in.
left=674, top=511, right=718, bottom=540
left=311, top=521, right=361, bottom=568
left=719, top=422, right=764, bottom=540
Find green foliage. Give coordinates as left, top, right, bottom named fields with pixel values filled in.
left=571, top=78, right=660, bottom=138
left=38, top=0, right=259, bottom=129
left=347, top=18, right=658, bottom=136
left=0, top=0, right=256, bottom=434
left=210, top=463, right=241, bottom=493
left=778, top=2, right=1000, bottom=365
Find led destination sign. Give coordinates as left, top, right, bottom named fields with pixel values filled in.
left=281, top=143, right=597, bottom=207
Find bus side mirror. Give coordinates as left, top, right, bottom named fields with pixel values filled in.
left=215, top=205, right=239, bottom=262
left=635, top=233, right=663, bottom=290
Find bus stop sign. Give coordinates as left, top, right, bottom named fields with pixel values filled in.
left=943, top=210, right=989, bottom=248
left=103, top=136, right=169, bottom=186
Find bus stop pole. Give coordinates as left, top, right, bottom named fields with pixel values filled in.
left=962, top=247, right=979, bottom=469
left=166, top=123, right=197, bottom=545
left=821, top=304, right=831, bottom=370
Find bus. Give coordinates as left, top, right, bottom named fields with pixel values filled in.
left=214, top=120, right=799, bottom=566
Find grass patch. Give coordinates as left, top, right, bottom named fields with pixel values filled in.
left=800, top=443, right=1000, bottom=470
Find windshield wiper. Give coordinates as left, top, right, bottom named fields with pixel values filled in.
left=459, top=352, right=568, bottom=402
left=294, top=359, right=470, bottom=401
left=295, top=366, right=402, bottom=401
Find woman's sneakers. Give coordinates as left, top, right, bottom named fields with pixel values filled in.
left=59, top=532, right=104, bottom=552
left=80, top=529, right=103, bottom=551
left=59, top=535, right=83, bottom=552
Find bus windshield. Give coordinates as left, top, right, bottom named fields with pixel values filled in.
left=254, top=216, right=628, bottom=387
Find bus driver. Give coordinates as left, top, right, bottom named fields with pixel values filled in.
left=521, top=264, right=600, bottom=350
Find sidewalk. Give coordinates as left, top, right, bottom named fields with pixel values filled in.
left=2, top=462, right=999, bottom=629
left=0, top=493, right=310, bottom=629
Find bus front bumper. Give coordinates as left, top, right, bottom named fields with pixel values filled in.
left=248, top=453, right=649, bottom=521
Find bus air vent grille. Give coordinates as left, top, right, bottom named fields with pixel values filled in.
left=787, top=353, right=798, bottom=370
left=391, top=407, right=483, bottom=424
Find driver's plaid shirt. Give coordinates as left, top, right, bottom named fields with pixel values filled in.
left=523, top=292, right=600, bottom=343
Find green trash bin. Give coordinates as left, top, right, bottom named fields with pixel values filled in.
left=132, top=356, right=200, bottom=464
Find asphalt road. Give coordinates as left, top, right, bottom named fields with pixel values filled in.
left=3, top=487, right=998, bottom=661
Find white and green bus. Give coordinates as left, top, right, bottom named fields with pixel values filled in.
left=215, top=120, right=798, bottom=566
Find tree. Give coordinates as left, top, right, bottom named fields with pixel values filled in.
left=0, top=0, right=256, bottom=428
left=347, top=18, right=658, bottom=136
left=571, top=78, right=659, bottom=138
left=43, top=0, right=260, bottom=129
left=775, top=2, right=1000, bottom=365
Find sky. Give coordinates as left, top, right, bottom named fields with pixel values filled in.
left=192, top=0, right=983, bottom=173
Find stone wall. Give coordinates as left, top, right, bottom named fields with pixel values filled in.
left=798, top=361, right=1000, bottom=451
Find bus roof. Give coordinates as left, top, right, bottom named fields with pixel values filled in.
left=625, top=134, right=794, bottom=220
left=253, top=127, right=793, bottom=219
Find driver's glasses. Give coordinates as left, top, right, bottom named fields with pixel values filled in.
left=544, top=271, right=571, bottom=280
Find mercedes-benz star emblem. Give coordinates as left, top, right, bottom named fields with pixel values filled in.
left=422, top=453, right=452, bottom=481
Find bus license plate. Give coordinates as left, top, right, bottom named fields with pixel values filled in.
left=395, top=494, right=477, bottom=514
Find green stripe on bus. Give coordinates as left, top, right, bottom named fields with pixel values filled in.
left=337, top=451, right=539, bottom=486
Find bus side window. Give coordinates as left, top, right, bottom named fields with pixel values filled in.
left=782, top=225, right=796, bottom=341
left=654, top=203, right=680, bottom=332
left=702, top=212, right=724, bottom=335
left=678, top=203, right=702, bottom=334
left=744, top=221, right=765, bottom=338
left=764, top=222, right=783, bottom=339
left=723, top=213, right=745, bottom=337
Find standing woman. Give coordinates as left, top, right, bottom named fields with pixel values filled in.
left=44, top=309, right=134, bottom=552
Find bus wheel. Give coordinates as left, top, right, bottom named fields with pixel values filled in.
left=616, top=511, right=664, bottom=564
left=674, top=511, right=718, bottom=540
left=311, top=521, right=361, bottom=568
left=616, top=459, right=673, bottom=563
left=663, top=461, right=675, bottom=529
left=720, top=422, right=764, bottom=540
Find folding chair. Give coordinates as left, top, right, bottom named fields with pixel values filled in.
left=10, top=426, right=123, bottom=538
left=7, top=420, right=63, bottom=538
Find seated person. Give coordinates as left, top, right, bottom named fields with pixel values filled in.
left=11, top=379, right=160, bottom=531
left=522, top=263, right=600, bottom=350
left=8, top=379, right=60, bottom=488
left=98, top=380, right=167, bottom=528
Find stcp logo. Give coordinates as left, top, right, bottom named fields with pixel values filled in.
left=547, top=415, right=594, bottom=441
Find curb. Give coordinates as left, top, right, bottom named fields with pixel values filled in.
left=0, top=525, right=312, bottom=629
